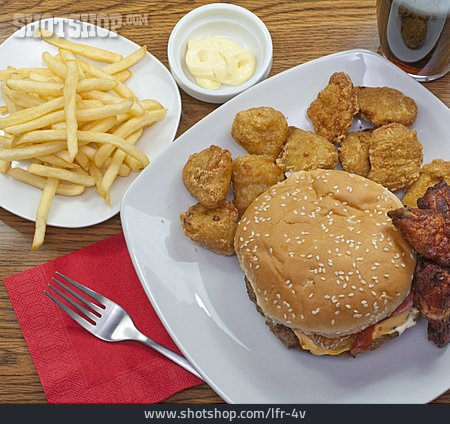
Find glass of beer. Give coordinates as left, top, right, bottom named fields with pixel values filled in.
left=377, top=0, right=449, bottom=81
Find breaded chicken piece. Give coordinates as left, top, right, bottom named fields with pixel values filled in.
left=231, top=107, right=289, bottom=159
left=307, top=72, right=359, bottom=143
left=276, top=126, right=338, bottom=173
left=417, top=180, right=450, bottom=213
left=413, top=257, right=449, bottom=347
left=180, top=200, right=239, bottom=256
left=182, top=145, right=232, bottom=209
left=232, top=155, right=285, bottom=215
left=387, top=207, right=450, bottom=267
left=403, top=160, right=450, bottom=207
left=368, top=123, right=423, bottom=191
left=356, top=86, right=417, bottom=127
left=338, top=129, right=372, bottom=177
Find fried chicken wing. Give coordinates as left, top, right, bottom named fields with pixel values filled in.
left=276, top=127, right=338, bottom=173
left=338, top=129, right=372, bottom=177
left=416, top=176, right=450, bottom=213
left=180, top=200, right=239, bottom=256
left=389, top=181, right=450, bottom=347
left=368, top=123, right=423, bottom=191
left=231, top=107, right=289, bottom=159
left=387, top=208, right=450, bottom=267
left=182, top=145, right=232, bottom=209
left=413, top=257, right=449, bottom=347
left=356, top=86, right=418, bottom=127
left=307, top=72, right=359, bottom=143
left=232, top=155, right=285, bottom=216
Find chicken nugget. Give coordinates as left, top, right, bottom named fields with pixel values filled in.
left=338, top=129, right=372, bottom=177
left=368, top=123, right=423, bottom=191
left=307, top=72, right=358, bottom=143
left=231, top=107, right=289, bottom=159
left=276, top=127, right=338, bottom=173
left=356, top=86, right=417, bottom=127
left=403, top=160, right=450, bottom=207
left=182, top=145, right=232, bottom=209
left=180, top=200, right=239, bottom=256
left=232, top=155, right=285, bottom=215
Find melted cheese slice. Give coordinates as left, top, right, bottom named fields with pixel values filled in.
left=293, top=307, right=419, bottom=356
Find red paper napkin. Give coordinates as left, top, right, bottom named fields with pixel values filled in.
left=3, top=233, right=203, bottom=404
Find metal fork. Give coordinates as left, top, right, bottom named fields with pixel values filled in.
left=44, top=271, right=201, bottom=379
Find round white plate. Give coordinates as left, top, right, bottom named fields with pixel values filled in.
left=0, top=18, right=181, bottom=228
left=122, top=50, right=450, bottom=403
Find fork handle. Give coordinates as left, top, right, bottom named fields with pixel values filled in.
left=135, top=332, right=202, bottom=380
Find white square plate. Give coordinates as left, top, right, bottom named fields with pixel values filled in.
left=121, top=50, right=450, bottom=403
left=0, top=18, right=181, bottom=228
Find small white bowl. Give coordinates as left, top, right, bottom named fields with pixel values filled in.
left=167, top=3, right=273, bottom=104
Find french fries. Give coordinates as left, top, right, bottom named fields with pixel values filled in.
left=64, top=60, right=79, bottom=161
left=101, top=46, right=147, bottom=75
left=0, top=97, right=64, bottom=129
left=32, top=177, right=59, bottom=250
left=7, top=167, right=85, bottom=196
left=28, top=164, right=96, bottom=186
left=0, top=142, right=68, bottom=161
left=94, top=109, right=166, bottom=167
left=36, top=28, right=123, bottom=63
left=0, top=29, right=166, bottom=250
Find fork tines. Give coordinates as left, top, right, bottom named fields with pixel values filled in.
left=44, top=272, right=104, bottom=327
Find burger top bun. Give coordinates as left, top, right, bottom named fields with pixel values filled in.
left=234, top=170, right=416, bottom=338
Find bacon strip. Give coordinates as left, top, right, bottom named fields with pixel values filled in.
left=393, top=292, right=414, bottom=315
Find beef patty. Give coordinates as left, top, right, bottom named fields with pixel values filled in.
left=244, top=277, right=397, bottom=356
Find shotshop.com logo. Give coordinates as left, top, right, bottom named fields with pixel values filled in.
left=12, top=14, right=149, bottom=38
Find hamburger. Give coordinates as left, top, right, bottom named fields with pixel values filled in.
left=234, top=169, right=419, bottom=356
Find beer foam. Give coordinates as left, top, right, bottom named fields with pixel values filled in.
left=395, top=0, right=449, bottom=16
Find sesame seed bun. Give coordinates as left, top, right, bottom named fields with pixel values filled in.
left=234, top=169, right=416, bottom=338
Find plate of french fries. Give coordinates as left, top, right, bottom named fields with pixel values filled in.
left=0, top=18, right=181, bottom=250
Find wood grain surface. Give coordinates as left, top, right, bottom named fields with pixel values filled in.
left=0, top=0, right=448, bottom=404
